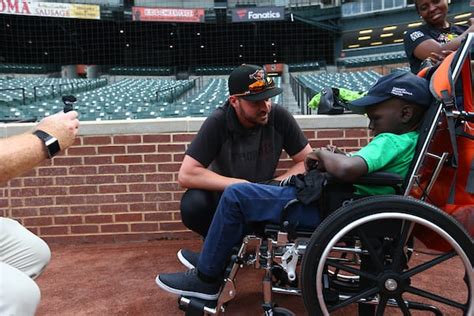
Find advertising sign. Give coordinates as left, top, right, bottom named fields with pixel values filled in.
left=132, top=6, right=205, bottom=23
left=264, top=63, right=284, bottom=75
left=0, top=1, right=100, bottom=19
left=232, top=6, right=285, bottom=23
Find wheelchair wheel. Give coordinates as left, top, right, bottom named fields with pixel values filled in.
left=301, top=195, right=473, bottom=316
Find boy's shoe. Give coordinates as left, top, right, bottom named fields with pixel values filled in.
left=155, top=269, right=221, bottom=300
left=177, top=249, right=200, bottom=269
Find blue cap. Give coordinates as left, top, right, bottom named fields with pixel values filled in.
left=349, top=71, right=433, bottom=114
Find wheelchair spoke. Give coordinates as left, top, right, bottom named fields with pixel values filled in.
left=327, top=259, right=378, bottom=282
left=395, top=296, right=411, bottom=315
left=402, top=251, right=456, bottom=278
left=406, top=285, right=467, bottom=310
left=355, top=228, right=384, bottom=271
left=375, top=295, right=388, bottom=316
left=391, top=220, right=412, bottom=271
left=328, top=286, right=379, bottom=312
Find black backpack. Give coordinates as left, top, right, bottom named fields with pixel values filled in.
left=317, top=87, right=350, bottom=115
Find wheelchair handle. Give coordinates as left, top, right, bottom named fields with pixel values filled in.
left=454, top=110, right=474, bottom=122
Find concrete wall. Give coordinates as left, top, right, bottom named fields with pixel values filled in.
left=0, top=115, right=369, bottom=244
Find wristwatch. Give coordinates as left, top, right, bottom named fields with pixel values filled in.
left=33, top=130, right=61, bottom=158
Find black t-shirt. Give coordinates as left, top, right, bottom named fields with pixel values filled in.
left=404, top=23, right=467, bottom=74
left=185, top=101, right=308, bottom=183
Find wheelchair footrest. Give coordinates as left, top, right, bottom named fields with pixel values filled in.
left=178, top=296, right=217, bottom=316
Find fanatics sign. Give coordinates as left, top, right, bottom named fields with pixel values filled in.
left=232, top=6, right=285, bottom=23
left=132, top=6, right=205, bottom=23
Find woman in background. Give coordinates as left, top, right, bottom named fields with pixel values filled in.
left=404, top=0, right=473, bottom=74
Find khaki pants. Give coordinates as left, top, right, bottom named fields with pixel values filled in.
left=0, top=218, right=51, bottom=315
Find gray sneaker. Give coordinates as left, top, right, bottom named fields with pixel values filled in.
left=155, top=269, right=221, bottom=300
left=177, top=249, right=200, bottom=269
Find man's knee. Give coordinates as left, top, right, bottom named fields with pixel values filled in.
left=0, top=218, right=51, bottom=279
left=0, top=262, right=41, bottom=316
left=180, top=189, right=220, bottom=236
left=29, top=237, right=51, bottom=279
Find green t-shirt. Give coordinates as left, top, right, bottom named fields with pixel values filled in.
left=353, top=131, right=419, bottom=195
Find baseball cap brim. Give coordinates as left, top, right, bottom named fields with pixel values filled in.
left=348, top=95, right=391, bottom=114
left=240, top=87, right=283, bottom=102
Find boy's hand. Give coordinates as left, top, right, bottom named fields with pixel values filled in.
left=325, top=144, right=347, bottom=155
left=305, top=150, right=320, bottom=171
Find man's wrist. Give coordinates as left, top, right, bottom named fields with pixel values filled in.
left=32, top=130, right=61, bottom=158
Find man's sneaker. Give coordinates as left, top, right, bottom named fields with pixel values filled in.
left=155, top=269, right=221, bottom=300
left=177, top=249, right=200, bottom=269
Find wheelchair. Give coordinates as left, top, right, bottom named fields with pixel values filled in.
left=178, top=34, right=474, bottom=315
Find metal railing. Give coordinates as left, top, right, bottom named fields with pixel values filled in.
left=289, top=74, right=315, bottom=114
left=0, top=88, right=26, bottom=105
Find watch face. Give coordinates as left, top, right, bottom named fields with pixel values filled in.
left=45, top=137, right=56, bottom=146
left=46, top=138, right=61, bottom=158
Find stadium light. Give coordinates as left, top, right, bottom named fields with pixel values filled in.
left=370, top=42, right=382, bottom=46
left=380, top=33, right=394, bottom=38
left=455, top=21, right=468, bottom=25
left=454, top=13, right=472, bottom=19
left=358, top=36, right=371, bottom=40
left=383, top=26, right=397, bottom=31
left=408, top=22, right=422, bottom=28
left=348, top=44, right=360, bottom=48
left=359, top=29, right=372, bottom=34
left=393, top=39, right=403, bottom=43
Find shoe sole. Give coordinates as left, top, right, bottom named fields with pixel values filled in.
left=177, top=250, right=196, bottom=270
left=155, top=275, right=219, bottom=301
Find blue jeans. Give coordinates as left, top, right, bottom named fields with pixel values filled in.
left=197, top=183, right=322, bottom=277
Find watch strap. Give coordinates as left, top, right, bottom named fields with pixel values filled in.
left=33, top=129, right=61, bottom=158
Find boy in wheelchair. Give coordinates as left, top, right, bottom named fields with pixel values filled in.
left=156, top=71, right=434, bottom=303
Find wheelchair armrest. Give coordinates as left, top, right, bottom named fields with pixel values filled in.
left=325, top=171, right=403, bottom=186
left=353, top=171, right=404, bottom=186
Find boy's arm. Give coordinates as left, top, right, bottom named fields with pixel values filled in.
left=307, top=149, right=368, bottom=182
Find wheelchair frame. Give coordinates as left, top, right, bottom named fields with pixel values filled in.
left=179, top=34, right=474, bottom=316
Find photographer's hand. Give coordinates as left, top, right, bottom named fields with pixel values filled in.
left=35, top=111, right=79, bottom=150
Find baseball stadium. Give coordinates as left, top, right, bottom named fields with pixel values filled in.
left=0, top=0, right=473, bottom=315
